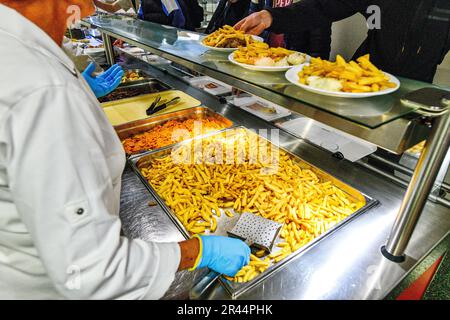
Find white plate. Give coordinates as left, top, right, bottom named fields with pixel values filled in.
left=285, top=64, right=400, bottom=98
left=189, top=76, right=232, bottom=96
left=200, top=35, right=264, bottom=52
left=233, top=96, right=292, bottom=121
left=228, top=52, right=309, bottom=72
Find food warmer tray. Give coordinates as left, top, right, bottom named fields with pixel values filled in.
left=130, top=127, right=378, bottom=298
left=116, top=106, right=234, bottom=157
left=101, top=90, right=202, bottom=126
left=98, top=78, right=171, bottom=103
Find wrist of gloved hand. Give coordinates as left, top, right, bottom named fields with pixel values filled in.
left=188, top=235, right=204, bottom=271
left=189, top=235, right=250, bottom=277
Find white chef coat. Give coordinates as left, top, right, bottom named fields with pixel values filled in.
left=0, top=4, right=180, bottom=300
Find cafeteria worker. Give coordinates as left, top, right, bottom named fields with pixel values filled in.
left=235, top=0, right=450, bottom=83
left=0, top=0, right=250, bottom=299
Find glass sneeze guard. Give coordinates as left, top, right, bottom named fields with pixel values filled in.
left=82, top=15, right=447, bottom=130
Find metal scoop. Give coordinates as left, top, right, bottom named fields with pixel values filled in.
left=189, top=213, right=282, bottom=299
left=228, top=213, right=282, bottom=253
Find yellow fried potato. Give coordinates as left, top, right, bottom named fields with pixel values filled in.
left=380, top=81, right=398, bottom=88
left=358, top=76, right=386, bottom=85
left=336, top=54, right=347, bottom=67
left=298, top=54, right=397, bottom=93
left=140, top=129, right=365, bottom=283
left=202, top=25, right=257, bottom=48
left=340, top=71, right=358, bottom=81
left=232, top=42, right=299, bottom=66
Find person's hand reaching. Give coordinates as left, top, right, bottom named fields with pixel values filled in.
left=82, top=63, right=124, bottom=98
left=234, top=10, right=273, bottom=35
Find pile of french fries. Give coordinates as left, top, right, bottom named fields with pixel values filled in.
left=202, top=25, right=255, bottom=48
left=298, top=54, right=397, bottom=93
left=233, top=42, right=294, bottom=65
left=140, top=129, right=365, bottom=283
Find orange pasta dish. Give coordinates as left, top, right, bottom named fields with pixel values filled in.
left=122, top=117, right=227, bottom=155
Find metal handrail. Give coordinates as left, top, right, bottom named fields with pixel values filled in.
left=357, top=160, right=450, bottom=208
left=368, top=154, right=450, bottom=192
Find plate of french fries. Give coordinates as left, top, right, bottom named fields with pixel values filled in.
left=229, top=42, right=309, bottom=72
left=285, top=54, right=400, bottom=98
left=200, top=25, right=263, bottom=52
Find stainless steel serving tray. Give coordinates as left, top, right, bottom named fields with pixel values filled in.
left=98, top=78, right=171, bottom=103
left=130, top=127, right=378, bottom=298
left=117, top=106, right=234, bottom=157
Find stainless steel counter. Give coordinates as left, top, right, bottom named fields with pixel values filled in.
left=118, top=56, right=450, bottom=300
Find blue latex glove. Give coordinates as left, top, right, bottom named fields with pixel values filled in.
left=193, top=235, right=250, bottom=277
left=82, top=63, right=124, bottom=98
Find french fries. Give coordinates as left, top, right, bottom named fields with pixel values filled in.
left=233, top=42, right=301, bottom=66
left=298, top=54, right=397, bottom=93
left=202, top=25, right=257, bottom=48
left=140, top=129, right=365, bottom=282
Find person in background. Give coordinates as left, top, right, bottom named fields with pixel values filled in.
left=206, top=0, right=251, bottom=34
left=0, top=0, right=249, bottom=299
left=138, top=0, right=203, bottom=31
left=93, top=0, right=136, bottom=13
left=235, top=0, right=450, bottom=82
left=248, top=0, right=331, bottom=59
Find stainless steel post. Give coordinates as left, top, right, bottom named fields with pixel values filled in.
left=102, top=33, right=115, bottom=66
left=382, top=111, right=450, bottom=262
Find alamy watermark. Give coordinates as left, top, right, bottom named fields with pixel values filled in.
left=66, top=5, right=82, bottom=29
left=169, top=127, right=281, bottom=174
left=367, top=5, right=381, bottom=30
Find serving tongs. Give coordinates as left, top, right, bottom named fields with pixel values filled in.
left=146, top=96, right=181, bottom=115
left=146, top=95, right=161, bottom=115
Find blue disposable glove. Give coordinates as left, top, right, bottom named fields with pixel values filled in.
left=192, top=235, right=250, bottom=277
left=82, top=63, right=124, bottom=98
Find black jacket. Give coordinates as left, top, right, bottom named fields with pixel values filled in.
left=248, top=0, right=331, bottom=59
left=267, top=0, right=450, bottom=82
left=284, top=28, right=331, bottom=59
left=140, top=0, right=171, bottom=25
left=140, top=0, right=203, bottom=30
left=206, top=0, right=251, bottom=34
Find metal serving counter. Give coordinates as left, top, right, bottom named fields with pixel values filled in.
left=81, top=14, right=450, bottom=265
left=117, top=57, right=449, bottom=299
